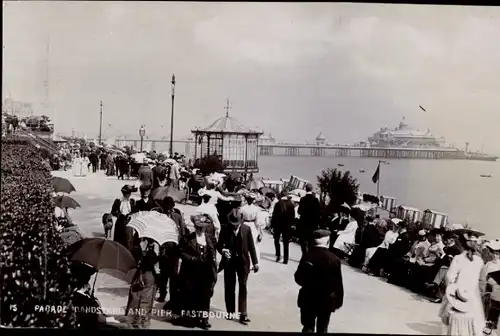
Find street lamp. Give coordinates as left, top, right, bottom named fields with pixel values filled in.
left=169, top=74, right=176, bottom=157
left=139, top=125, right=146, bottom=152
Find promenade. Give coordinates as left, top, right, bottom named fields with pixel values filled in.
left=52, top=170, right=445, bottom=334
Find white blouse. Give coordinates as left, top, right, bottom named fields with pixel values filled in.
left=379, top=230, right=399, bottom=249
left=119, top=198, right=132, bottom=215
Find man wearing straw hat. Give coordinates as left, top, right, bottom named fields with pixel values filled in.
left=217, top=208, right=259, bottom=325
left=294, top=229, right=344, bottom=333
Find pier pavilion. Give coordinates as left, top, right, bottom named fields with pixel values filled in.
left=191, top=103, right=263, bottom=174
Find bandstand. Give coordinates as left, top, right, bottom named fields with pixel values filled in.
left=191, top=101, right=263, bottom=175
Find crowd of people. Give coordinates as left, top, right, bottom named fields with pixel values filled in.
left=51, top=143, right=500, bottom=335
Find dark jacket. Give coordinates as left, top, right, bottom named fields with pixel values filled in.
left=271, top=199, right=295, bottom=232
left=138, top=166, right=154, bottom=186
left=298, top=194, right=321, bottom=232
left=294, top=246, right=344, bottom=312
left=134, top=198, right=155, bottom=212
left=217, top=224, right=258, bottom=274
left=152, top=165, right=166, bottom=189
left=387, top=230, right=412, bottom=258
left=178, top=232, right=217, bottom=294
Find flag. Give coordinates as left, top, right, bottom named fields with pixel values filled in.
left=419, top=105, right=427, bottom=112
left=372, top=163, right=380, bottom=184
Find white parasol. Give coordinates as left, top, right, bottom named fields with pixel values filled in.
left=131, top=153, right=147, bottom=162
left=352, top=203, right=377, bottom=212
left=164, top=158, right=178, bottom=165
left=290, top=189, right=306, bottom=197
left=127, top=211, right=179, bottom=245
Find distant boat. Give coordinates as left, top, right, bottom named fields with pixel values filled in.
left=480, top=174, right=492, bottom=178
left=359, top=169, right=365, bottom=173
left=338, top=164, right=344, bottom=167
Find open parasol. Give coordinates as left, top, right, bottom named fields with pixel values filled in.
left=453, top=228, right=485, bottom=237
left=246, top=178, right=265, bottom=191
left=51, top=176, right=76, bottom=194
left=54, top=195, right=80, bottom=209
left=290, top=189, right=306, bottom=197
left=151, top=185, right=186, bottom=203
left=67, top=238, right=137, bottom=274
left=127, top=211, right=179, bottom=245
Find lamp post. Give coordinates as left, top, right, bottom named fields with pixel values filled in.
left=139, top=125, right=146, bottom=152
left=169, top=74, right=176, bottom=157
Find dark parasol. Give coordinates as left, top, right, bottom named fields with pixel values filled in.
left=51, top=176, right=76, bottom=193
left=53, top=195, right=80, bottom=209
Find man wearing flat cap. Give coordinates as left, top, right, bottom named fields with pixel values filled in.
left=294, top=229, right=344, bottom=333
left=217, top=208, right=259, bottom=325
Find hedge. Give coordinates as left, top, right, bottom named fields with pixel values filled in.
left=0, top=136, right=77, bottom=328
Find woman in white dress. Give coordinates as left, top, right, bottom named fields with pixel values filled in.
left=81, top=155, right=90, bottom=176
left=332, top=217, right=359, bottom=257
left=439, top=232, right=485, bottom=336
left=72, top=152, right=83, bottom=177
left=240, top=193, right=264, bottom=265
left=363, top=219, right=400, bottom=271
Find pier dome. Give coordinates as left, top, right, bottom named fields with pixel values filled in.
left=316, top=132, right=326, bottom=145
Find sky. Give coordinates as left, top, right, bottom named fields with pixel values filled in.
left=3, top=2, right=500, bottom=154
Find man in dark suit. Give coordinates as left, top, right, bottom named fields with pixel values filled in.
left=217, top=208, right=259, bottom=325
left=159, top=197, right=188, bottom=307
left=138, top=159, right=154, bottom=187
left=294, top=229, right=344, bottom=334
left=271, top=194, right=296, bottom=264
left=152, top=161, right=166, bottom=189
left=134, top=184, right=154, bottom=212
left=297, top=184, right=321, bottom=255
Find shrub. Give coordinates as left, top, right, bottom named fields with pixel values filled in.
left=0, top=136, right=77, bottom=328
left=317, top=168, right=359, bottom=218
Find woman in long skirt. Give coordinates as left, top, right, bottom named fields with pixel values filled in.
left=439, top=232, right=485, bottom=336
left=240, top=194, right=263, bottom=265
left=126, top=249, right=158, bottom=329
left=174, top=214, right=217, bottom=329
left=72, top=153, right=83, bottom=177
left=111, top=185, right=135, bottom=249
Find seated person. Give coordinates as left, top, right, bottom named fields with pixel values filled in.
left=363, top=219, right=400, bottom=274
left=480, top=241, right=500, bottom=335
left=348, top=217, right=383, bottom=268
left=425, top=233, right=462, bottom=303
left=407, top=231, right=444, bottom=293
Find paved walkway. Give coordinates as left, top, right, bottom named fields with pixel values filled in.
left=53, top=170, right=445, bottom=334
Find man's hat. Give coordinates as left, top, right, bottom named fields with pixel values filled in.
left=312, top=229, right=331, bottom=240
left=390, top=218, right=403, bottom=226
left=190, top=214, right=213, bottom=228
left=485, top=240, right=500, bottom=251
left=227, top=209, right=244, bottom=226
left=121, top=185, right=133, bottom=194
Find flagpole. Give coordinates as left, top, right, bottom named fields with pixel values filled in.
left=376, top=160, right=381, bottom=199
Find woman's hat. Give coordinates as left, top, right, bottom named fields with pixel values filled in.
left=340, top=203, right=351, bottom=211
left=190, top=214, right=213, bottom=228
left=390, top=218, right=403, bottom=226
left=227, top=209, right=244, bottom=226
left=486, top=240, right=500, bottom=251
left=121, top=185, right=133, bottom=194
left=418, top=229, right=427, bottom=236
left=445, top=283, right=473, bottom=313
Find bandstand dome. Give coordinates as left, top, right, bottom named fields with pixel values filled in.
left=191, top=113, right=263, bottom=174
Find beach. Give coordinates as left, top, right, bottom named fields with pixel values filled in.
left=52, top=169, right=449, bottom=334
left=259, top=156, right=500, bottom=237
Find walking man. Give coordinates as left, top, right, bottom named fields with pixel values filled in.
left=294, top=229, right=344, bottom=333
left=297, top=184, right=321, bottom=255
left=217, top=208, right=259, bottom=325
left=271, top=193, right=295, bottom=264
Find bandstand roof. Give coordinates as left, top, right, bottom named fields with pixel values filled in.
left=191, top=115, right=263, bottom=135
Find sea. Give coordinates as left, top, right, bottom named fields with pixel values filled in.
left=257, top=156, right=500, bottom=238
